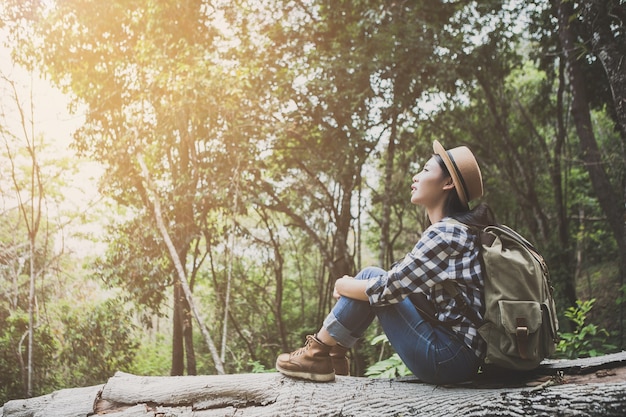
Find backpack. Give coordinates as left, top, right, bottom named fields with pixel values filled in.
left=411, top=222, right=560, bottom=371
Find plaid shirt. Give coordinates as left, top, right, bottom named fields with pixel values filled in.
left=365, top=219, right=486, bottom=359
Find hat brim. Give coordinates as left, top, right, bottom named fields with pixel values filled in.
left=433, top=140, right=469, bottom=206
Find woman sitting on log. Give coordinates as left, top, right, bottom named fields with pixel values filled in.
left=276, top=140, right=494, bottom=385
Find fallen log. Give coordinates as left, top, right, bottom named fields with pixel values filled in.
left=3, top=352, right=626, bottom=417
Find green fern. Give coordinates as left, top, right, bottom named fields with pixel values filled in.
left=365, top=334, right=411, bottom=378
left=555, top=299, right=616, bottom=359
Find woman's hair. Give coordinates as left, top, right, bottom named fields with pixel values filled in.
left=434, top=154, right=496, bottom=227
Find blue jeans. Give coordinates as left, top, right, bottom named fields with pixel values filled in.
left=322, top=267, right=480, bottom=384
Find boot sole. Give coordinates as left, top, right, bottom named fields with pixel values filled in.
left=276, top=363, right=335, bottom=382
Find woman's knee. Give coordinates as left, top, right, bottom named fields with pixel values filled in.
left=355, top=266, right=386, bottom=280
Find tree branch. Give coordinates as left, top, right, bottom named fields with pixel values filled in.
left=137, top=155, right=225, bottom=375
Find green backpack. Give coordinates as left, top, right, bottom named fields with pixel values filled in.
left=413, top=223, right=560, bottom=371
left=458, top=224, right=560, bottom=371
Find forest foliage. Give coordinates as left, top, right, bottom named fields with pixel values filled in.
left=1, top=0, right=625, bottom=405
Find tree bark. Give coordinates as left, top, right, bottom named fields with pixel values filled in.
left=3, top=352, right=626, bottom=417
left=138, top=156, right=224, bottom=375
left=582, top=1, right=626, bottom=139
left=171, top=283, right=184, bottom=376
left=553, top=0, right=626, bottom=313
left=379, top=113, right=396, bottom=269
left=3, top=73, right=45, bottom=398
left=182, top=298, right=197, bottom=376
left=580, top=0, right=626, bottom=349
left=172, top=261, right=198, bottom=376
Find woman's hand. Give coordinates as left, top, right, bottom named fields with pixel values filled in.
left=334, top=275, right=370, bottom=301
left=333, top=275, right=354, bottom=299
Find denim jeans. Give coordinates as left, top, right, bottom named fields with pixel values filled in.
left=322, top=266, right=480, bottom=384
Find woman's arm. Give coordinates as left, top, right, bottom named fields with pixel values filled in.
left=334, top=275, right=370, bottom=301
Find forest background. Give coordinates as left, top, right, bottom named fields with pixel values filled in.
left=1, top=0, right=625, bottom=405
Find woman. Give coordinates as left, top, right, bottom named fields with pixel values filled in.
left=276, top=140, right=495, bottom=385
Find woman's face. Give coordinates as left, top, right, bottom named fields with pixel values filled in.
left=410, top=156, right=452, bottom=207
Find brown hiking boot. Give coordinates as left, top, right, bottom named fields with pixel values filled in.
left=276, top=335, right=335, bottom=382
left=330, top=344, right=350, bottom=376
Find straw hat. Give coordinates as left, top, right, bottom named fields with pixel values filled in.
left=433, top=140, right=483, bottom=206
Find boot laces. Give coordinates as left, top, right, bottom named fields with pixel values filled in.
left=291, top=335, right=314, bottom=357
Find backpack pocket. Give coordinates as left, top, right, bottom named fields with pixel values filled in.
left=542, top=301, right=559, bottom=357
left=499, top=300, right=543, bottom=335
left=479, top=300, right=544, bottom=370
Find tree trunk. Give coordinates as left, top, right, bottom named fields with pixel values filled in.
left=324, top=173, right=358, bottom=319
left=3, top=352, right=626, bottom=417
left=580, top=0, right=626, bottom=349
left=553, top=0, right=626, bottom=310
left=182, top=299, right=197, bottom=376
left=4, top=74, right=45, bottom=398
left=550, top=58, right=577, bottom=310
left=138, top=157, right=224, bottom=375
left=582, top=1, right=626, bottom=139
left=26, top=239, right=34, bottom=398
left=379, top=114, right=396, bottom=268
left=171, top=284, right=185, bottom=376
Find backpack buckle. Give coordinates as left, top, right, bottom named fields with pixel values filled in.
left=516, top=318, right=529, bottom=337
left=516, top=318, right=530, bottom=359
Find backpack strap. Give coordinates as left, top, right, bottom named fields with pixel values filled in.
left=409, top=218, right=484, bottom=328
left=408, top=291, right=463, bottom=327
left=440, top=219, right=485, bottom=328
left=440, top=280, right=483, bottom=327
left=515, top=317, right=531, bottom=360
left=410, top=281, right=482, bottom=328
